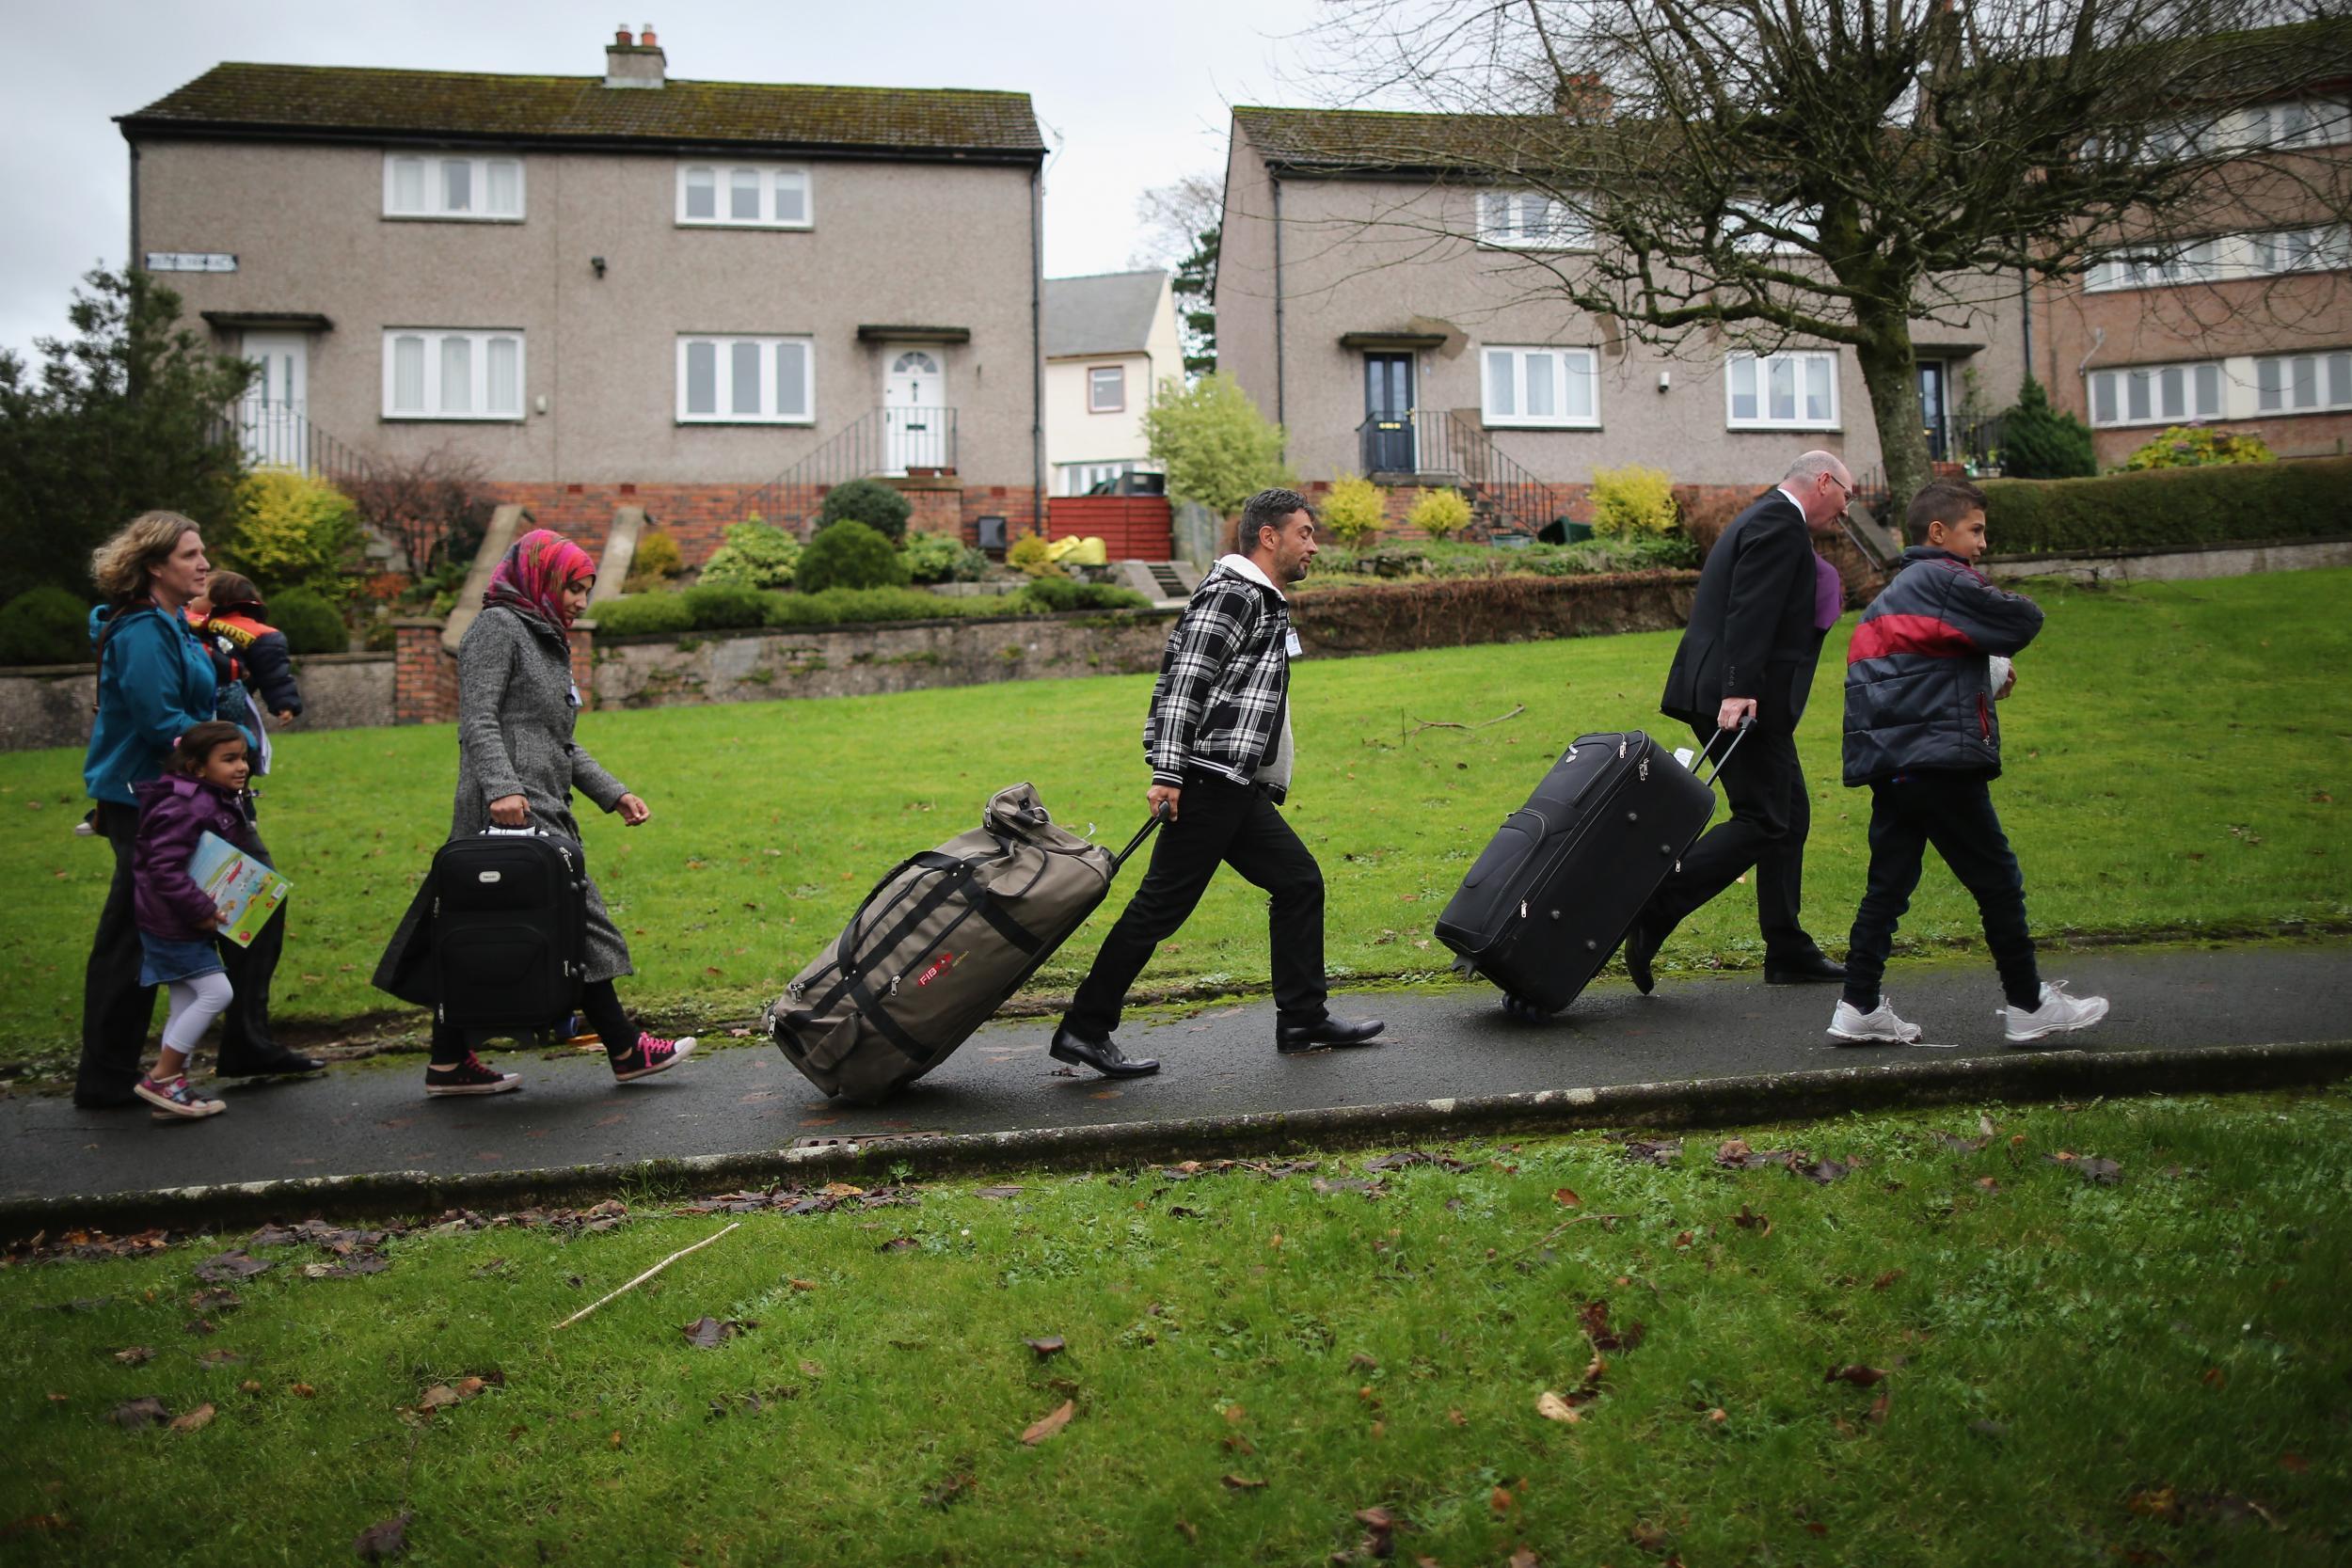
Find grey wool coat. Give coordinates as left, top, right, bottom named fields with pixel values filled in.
left=448, top=605, right=634, bottom=982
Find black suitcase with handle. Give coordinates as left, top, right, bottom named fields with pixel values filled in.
left=1435, top=727, right=1743, bottom=1015
left=430, top=828, right=588, bottom=1032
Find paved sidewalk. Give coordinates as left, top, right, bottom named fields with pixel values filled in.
left=3, top=940, right=2345, bottom=1207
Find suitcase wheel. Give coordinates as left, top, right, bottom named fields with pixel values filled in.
left=1501, top=992, right=1561, bottom=1021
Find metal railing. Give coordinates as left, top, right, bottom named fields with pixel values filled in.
left=1353, top=409, right=1557, bottom=538
left=211, top=401, right=376, bottom=486
left=736, top=405, right=958, bottom=528
left=1927, top=414, right=2005, bottom=470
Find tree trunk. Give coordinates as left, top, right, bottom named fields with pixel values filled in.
left=1848, top=302, right=1932, bottom=524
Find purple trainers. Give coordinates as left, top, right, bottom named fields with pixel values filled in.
left=135, top=1073, right=225, bottom=1121
left=424, top=1053, right=522, bottom=1098
left=612, top=1034, right=696, bottom=1083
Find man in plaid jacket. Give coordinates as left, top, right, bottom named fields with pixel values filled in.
left=1052, top=488, right=1386, bottom=1077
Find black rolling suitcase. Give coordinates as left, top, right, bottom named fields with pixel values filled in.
left=1435, top=726, right=1744, bottom=1015
left=430, top=828, right=588, bottom=1032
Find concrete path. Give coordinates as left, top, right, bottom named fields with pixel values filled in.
left=3, top=940, right=2345, bottom=1208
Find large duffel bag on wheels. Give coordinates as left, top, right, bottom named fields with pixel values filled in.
left=765, top=783, right=1160, bottom=1102
left=430, top=827, right=589, bottom=1033
left=1435, top=726, right=1743, bottom=1015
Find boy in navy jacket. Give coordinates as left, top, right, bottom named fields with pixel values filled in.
left=1829, top=480, right=2109, bottom=1046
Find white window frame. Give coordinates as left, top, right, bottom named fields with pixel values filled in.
left=382, top=154, right=524, bottom=221
left=2249, top=224, right=2352, bottom=277
left=675, top=163, right=814, bottom=230
left=1475, top=189, right=1593, bottom=250
left=1087, top=365, right=1126, bottom=414
left=1726, top=199, right=1820, bottom=257
left=1724, top=350, right=1839, bottom=430
left=2245, top=97, right=2352, bottom=151
left=2255, top=350, right=2352, bottom=416
left=2086, top=358, right=2227, bottom=428
left=381, top=329, right=526, bottom=421
left=675, top=334, right=816, bottom=424
left=1479, top=344, right=1600, bottom=429
left=2086, top=226, right=2350, bottom=292
left=1058, top=459, right=1159, bottom=497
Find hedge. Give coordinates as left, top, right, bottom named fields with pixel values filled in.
left=0, top=585, right=91, bottom=665
left=1981, top=458, right=2352, bottom=557
left=590, top=584, right=1149, bottom=639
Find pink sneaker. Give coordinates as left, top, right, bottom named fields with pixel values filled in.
left=424, top=1053, right=522, bottom=1097
left=135, top=1073, right=225, bottom=1121
left=612, top=1033, right=696, bottom=1083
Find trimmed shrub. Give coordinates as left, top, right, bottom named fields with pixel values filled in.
left=678, top=584, right=770, bottom=629
left=1980, top=457, right=2352, bottom=556
left=231, top=468, right=358, bottom=596
left=0, top=585, right=93, bottom=665
left=270, top=588, right=348, bottom=655
left=902, top=529, right=986, bottom=584
left=1408, top=487, right=1472, bottom=540
left=1998, top=377, right=2096, bottom=480
left=1588, top=465, right=1678, bottom=538
left=1006, top=534, right=1063, bottom=578
left=2119, top=426, right=2275, bottom=470
left=590, top=593, right=697, bottom=636
left=697, top=520, right=801, bottom=591
left=817, top=479, right=913, bottom=544
left=796, top=521, right=910, bottom=594
left=624, top=527, right=684, bottom=592
left=1320, top=474, right=1387, bottom=546
left=1016, top=578, right=1150, bottom=613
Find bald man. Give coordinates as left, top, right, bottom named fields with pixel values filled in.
left=1623, top=451, right=1852, bottom=992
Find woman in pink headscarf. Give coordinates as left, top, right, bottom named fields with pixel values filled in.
left=374, top=529, right=693, bottom=1097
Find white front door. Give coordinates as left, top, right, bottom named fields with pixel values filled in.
left=882, top=348, right=946, bottom=473
left=239, top=332, right=309, bottom=469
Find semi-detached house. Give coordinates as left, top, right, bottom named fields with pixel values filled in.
left=119, top=25, right=1049, bottom=558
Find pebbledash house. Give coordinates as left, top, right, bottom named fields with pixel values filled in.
left=117, top=25, right=1049, bottom=560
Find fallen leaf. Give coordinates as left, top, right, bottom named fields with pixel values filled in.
left=1622, top=1137, right=1682, bottom=1166
left=1799, top=1159, right=1852, bottom=1185
left=1447, top=1408, right=1467, bottom=1426
left=787, top=1278, right=817, bottom=1291
left=1551, top=1187, right=1581, bottom=1208
left=2127, top=1485, right=2181, bottom=1523
left=354, top=1511, right=412, bottom=1561
left=798, top=1360, right=823, bottom=1378
left=109, top=1397, right=170, bottom=1429
left=111, top=1346, right=154, bottom=1366
left=1866, top=1388, right=1891, bottom=1424
left=2280, top=1451, right=2309, bottom=1474
left=877, top=1237, right=918, bottom=1254
left=239, top=1380, right=262, bottom=1395
left=168, top=1402, right=215, bottom=1433
left=2201, top=1367, right=2226, bottom=1390
left=1825, top=1365, right=1888, bottom=1386
left=1871, top=1269, right=1905, bottom=1291
left=198, top=1350, right=244, bottom=1368
left=1509, top=1550, right=1541, bottom=1568
left=1221, top=1473, right=1267, bottom=1491
left=1731, top=1205, right=1772, bottom=1237
left=1223, top=1402, right=1247, bottom=1424
left=1708, top=1407, right=1728, bottom=1424
left=290, top=1382, right=317, bottom=1399
left=1020, top=1399, right=1074, bottom=1446
left=1579, top=1300, right=1646, bottom=1352
left=1535, top=1390, right=1582, bottom=1424
left=193, top=1251, right=273, bottom=1284
left=681, top=1317, right=747, bottom=1350
left=1350, top=1352, right=1379, bottom=1370
left=920, top=1468, right=976, bottom=1510
left=1489, top=1485, right=1515, bottom=1515
left=1174, top=1519, right=1199, bottom=1544
left=1023, top=1336, right=1066, bottom=1360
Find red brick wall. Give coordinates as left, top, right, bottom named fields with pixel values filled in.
left=2091, top=411, right=2352, bottom=469
left=1046, top=496, right=1174, bottom=558
left=486, top=480, right=1042, bottom=562
left=567, top=625, right=596, bottom=712
left=392, top=621, right=457, bottom=725
left=961, top=485, right=1042, bottom=545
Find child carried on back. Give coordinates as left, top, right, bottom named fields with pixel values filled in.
left=1830, top=479, right=2109, bottom=1047
left=130, top=721, right=266, bottom=1120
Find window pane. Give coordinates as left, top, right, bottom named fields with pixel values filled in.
left=392, top=336, right=424, bottom=412
left=1729, top=357, right=1757, bottom=420
left=777, top=341, right=809, bottom=419
left=685, top=341, right=716, bottom=415
left=1090, top=367, right=1121, bottom=410
left=730, top=341, right=762, bottom=415
left=2292, top=355, right=2318, bottom=408
left=2159, top=366, right=2185, bottom=419
left=2256, top=358, right=2283, bottom=411
left=441, top=160, right=471, bottom=214
left=485, top=338, right=519, bottom=415
left=730, top=169, right=760, bottom=221
left=1523, top=354, right=1553, bottom=417
left=2328, top=353, right=2350, bottom=405
left=439, top=336, right=471, bottom=414
left=2092, top=372, right=2118, bottom=425
left=486, top=161, right=519, bottom=215
left=1804, top=356, right=1832, bottom=420
left=1768, top=356, right=1797, bottom=421
left=774, top=171, right=807, bottom=224
left=2194, top=364, right=2220, bottom=417
left=2126, top=371, right=2151, bottom=420
left=685, top=168, right=715, bottom=220
left=1486, top=351, right=1515, bottom=417
left=1565, top=353, right=1595, bottom=418
left=390, top=157, right=424, bottom=212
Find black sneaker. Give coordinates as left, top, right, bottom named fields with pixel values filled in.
left=424, top=1053, right=522, bottom=1097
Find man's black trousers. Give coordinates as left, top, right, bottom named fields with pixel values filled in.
left=1642, top=720, right=1816, bottom=960
left=1064, top=772, right=1327, bottom=1038
left=1842, top=773, right=2041, bottom=1012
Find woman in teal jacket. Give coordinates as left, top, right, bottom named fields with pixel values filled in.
left=75, top=512, right=309, bottom=1108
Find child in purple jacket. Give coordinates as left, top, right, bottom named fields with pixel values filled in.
left=130, top=721, right=265, bottom=1120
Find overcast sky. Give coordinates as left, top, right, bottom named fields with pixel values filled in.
left=1, top=0, right=1335, bottom=362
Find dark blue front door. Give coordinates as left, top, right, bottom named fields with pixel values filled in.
left=1364, top=354, right=1416, bottom=473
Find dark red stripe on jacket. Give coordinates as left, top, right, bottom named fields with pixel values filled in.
left=1847, top=612, right=1979, bottom=664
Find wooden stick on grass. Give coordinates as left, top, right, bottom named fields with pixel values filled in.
left=551, top=1222, right=740, bottom=1331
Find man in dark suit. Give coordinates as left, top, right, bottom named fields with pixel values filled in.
left=1624, top=450, right=1852, bottom=991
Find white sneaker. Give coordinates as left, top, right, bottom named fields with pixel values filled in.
left=1828, top=997, right=1922, bottom=1044
left=2003, top=981, right=2109, bottom=1044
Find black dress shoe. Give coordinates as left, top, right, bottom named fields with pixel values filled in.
left=1275, top=1015, right=1385, bottom=1053
left=215, top=1048, right=326, bottom=1077
left=1049, top=1026, right=1160, bottom=1078
left=1621, top=915, right=1661, bottom=995
left=1764, top=952, right=1848, bottom=985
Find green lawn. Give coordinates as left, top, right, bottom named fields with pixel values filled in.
left=3, top=570, right=2344, bottom=1072
left=3, top=1089, right=2346, bottom=1565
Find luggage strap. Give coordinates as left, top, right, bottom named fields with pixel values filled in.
left=802, top=851, right=1044, bottom=1047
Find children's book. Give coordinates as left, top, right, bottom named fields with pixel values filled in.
left=189, top=831, right=290, bottom=947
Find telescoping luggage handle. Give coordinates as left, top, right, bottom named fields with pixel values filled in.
left=1111, top=801, right=1173, bottom=873
left=1692, top=715, right=1756, bottom=790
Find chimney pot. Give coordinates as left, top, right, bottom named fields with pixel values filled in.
left=1553, top=71, right=1613, bottom=121
left=640, top=23, right=657, bottom=45
left=614, top=24, right=632, bottom=44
